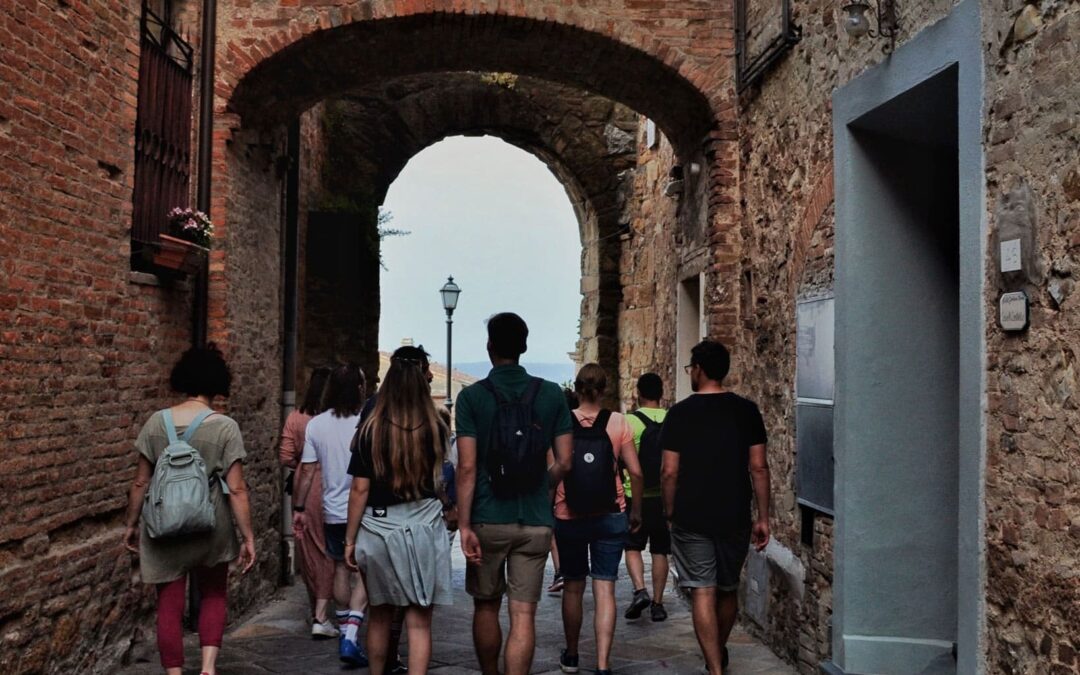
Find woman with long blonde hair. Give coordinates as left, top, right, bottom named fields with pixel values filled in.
left=344, top=354, right=453, bottom=675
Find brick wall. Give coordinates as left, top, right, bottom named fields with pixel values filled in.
left=0, top=2, right=199, bottom=672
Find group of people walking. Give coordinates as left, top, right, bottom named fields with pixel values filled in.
left=124, top=312, right=771, bottom=675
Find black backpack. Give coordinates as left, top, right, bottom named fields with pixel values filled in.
left=632, top=411, right=664, bottom=491
left=481, top=377, right=548, bottom=499
left=565, top=410, right=619, bottom=515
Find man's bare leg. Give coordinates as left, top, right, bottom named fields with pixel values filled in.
left=626, top=549, right=646, bottom=592
left=473, top=598, right=503, bottom=675
left=691, top=587, right=724, bottom=675
left=504, top=599, right=539, bottom=675
left=651, top=554, right=670, bottom=604
left=716, top=589, right=738, bottom=663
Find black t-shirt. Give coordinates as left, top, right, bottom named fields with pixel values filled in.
left=658, top=392, right=767, bottom=536
left=347, top=425, right=442, bottom=508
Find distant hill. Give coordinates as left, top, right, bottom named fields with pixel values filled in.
left=457, top=361, right=576, bottom=386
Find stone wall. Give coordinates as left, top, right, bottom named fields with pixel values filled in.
left=734, top=0, right=1079, bottom=671
left=981, top=2, right=1079, bottom=671
left=209, top=121, right=289, bottom=614
left=296, top=101, right=382, bottom=384
left=617, top=122, right=698, bottom=408
left=734, top=0, right=964, bottom=671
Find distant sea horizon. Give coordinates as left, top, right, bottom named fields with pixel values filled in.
left=456, top=361, right=576, bottom=386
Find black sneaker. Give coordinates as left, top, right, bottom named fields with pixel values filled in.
left=390, top=656, right=408, bottom=673
left=559, top=648, right=579, bottom=673
left=650, top=601, right=668, bottom=622
left=624, top=588, right=651, bottom=620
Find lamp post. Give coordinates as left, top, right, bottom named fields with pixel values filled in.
left=440, top=276, right=462, bottom=411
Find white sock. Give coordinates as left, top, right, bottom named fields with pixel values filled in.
left=343, top=610, right=364, bottom=643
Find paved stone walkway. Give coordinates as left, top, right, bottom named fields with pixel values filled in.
left=122, top=548, right=794, bottom=674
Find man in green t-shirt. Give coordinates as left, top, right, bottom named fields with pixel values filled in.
left=455, top=313, right=573, bottom=675
left=622, top=372, right=671, bottom=622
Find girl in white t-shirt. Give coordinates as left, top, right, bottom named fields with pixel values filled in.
left=292, top=363, right=370, bottom=667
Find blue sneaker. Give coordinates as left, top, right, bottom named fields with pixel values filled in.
left=559, top=648, right=579, bottom=673
left=339, top=636, right=368, bottom=667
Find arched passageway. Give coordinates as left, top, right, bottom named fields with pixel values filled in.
left=296, top=73, right=637, bottom=394
left=202, top=1, right=739, bottom=623
left=225, top=11, right=719, bottom=156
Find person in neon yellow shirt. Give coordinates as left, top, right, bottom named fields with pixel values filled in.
left=622, top=373, right=670, bottom=622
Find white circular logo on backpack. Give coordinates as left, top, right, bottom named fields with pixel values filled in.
left=584, top=453, right=595, bottom=464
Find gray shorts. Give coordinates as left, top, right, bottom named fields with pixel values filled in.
left=670, top=524, right=751, bottom=592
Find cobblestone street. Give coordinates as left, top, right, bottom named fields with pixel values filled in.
left=121, top=548, right=793, bottom=674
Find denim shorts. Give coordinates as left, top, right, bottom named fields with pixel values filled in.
left=554, top=512, right=629, bottom=582
left=323, top=523, right=347, bottom=562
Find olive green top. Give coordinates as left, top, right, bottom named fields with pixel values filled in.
left=135, top=410, right=247, bottom=584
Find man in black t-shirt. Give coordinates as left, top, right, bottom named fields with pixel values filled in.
left=659, top=340, right=771, bottom=675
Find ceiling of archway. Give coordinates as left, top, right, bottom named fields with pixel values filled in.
left=229, top=13, right=714, bottom=155
left=313, top=72, right=639, bottom=237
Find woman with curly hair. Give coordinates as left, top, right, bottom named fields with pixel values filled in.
left=123, top=344, right=256, bottom=675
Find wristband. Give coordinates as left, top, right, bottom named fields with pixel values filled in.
left=292, top=504, right=305, bottom=512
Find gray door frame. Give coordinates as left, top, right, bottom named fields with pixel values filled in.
left=831, top=0, right=986, bottom=672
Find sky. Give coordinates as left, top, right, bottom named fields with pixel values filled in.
left=378, top=136, right=581, bottom=368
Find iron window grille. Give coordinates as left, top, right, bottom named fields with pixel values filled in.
left=735, top=0, right=801, bottom=92
left=131, top=0, right=195, bottom=269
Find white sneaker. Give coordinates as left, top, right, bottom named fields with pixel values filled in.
left=311, top=620, right=340, bottom=639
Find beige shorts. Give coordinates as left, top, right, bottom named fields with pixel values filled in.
left=466, top=523, right=553, bottom=603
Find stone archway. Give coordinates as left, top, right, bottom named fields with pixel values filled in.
left=204, top=1, right=741, bottom=613
left=297, top=73, right=638, bottom=399
left=222, top=8, right=722, bottom=155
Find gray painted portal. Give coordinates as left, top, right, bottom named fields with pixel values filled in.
left=831, top=0, right=986, bottom=672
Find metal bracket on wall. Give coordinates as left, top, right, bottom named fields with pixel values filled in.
left=735, top=0, right=802, bottom=93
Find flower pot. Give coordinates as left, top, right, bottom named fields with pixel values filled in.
left=153, top=234, right=207, bottom=275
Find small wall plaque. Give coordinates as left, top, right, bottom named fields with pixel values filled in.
left=1000, top=238, right=1022, bottom=273
left=999, top=291, right=1029, bottom=332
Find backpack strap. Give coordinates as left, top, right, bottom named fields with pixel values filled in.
left=572, top=409, right=612, bottom=431
left=520, top=377, right=544, bottom=405
left=182, top=409, right=215, bottom=442
left=478, top=378, right=507, bottom=405
left=595, top=409, right=612, bottom=430
left=631, top=410, right=658, bottom=428
left=162, top=409, right=180, bottom=444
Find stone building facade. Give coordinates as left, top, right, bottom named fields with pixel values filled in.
left=1, top=1, right=1077, bottom=674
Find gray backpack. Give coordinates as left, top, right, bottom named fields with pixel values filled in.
left=144, top=409, right=218, bottom=539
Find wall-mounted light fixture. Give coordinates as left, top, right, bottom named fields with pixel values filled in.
left=841, top=0, right=899, bottom=42
left=664, top=165, right=685, bottom=198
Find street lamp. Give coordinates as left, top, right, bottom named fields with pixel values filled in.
left=440, top=276, right=462, bottom=410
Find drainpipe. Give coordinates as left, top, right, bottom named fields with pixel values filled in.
left=192, top=0, right=217, bottom=347
left=281, top=121, right=301, bottom=583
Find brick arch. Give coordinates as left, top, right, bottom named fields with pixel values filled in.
left=307, top=73, right=636, bottom=390
left=224, top=8, right=720, bottom=155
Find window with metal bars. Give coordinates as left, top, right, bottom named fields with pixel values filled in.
left=735, top=0, right=801, bottom=92
left=131, top=0, right=194, bottom=269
